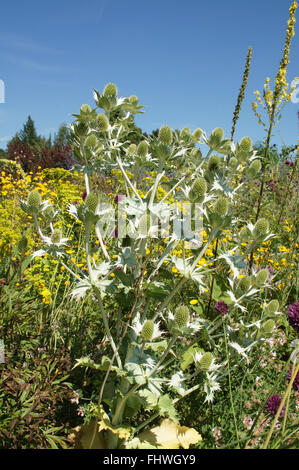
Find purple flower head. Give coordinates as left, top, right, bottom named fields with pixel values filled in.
left=214, top=301, right=228, bottom=314
left=82, top=190, right=87, bottom=201
left=114, top=194, right=125, bottom=204
left=265, top=395, right=285, bottom=418
left=286, top=367, right=299, bottom=392
left=286, top=301, right=299, bottom=331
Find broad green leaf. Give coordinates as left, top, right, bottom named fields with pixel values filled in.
left=134, top=419, right=202, bottom=449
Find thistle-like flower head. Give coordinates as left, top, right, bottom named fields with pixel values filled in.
left=158, top=125, right=173, bottom=145
left=253, top=218, right=269, bottom=239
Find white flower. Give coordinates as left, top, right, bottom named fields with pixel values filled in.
left=193, top=351, right=221, bottom=373
left=204, top=373, right=221, bottom=403
left=168, top=371, right=186, bottom=396
left=166, top=310, right=202, bottom=335
left=130, top=312, right=163, bottom=340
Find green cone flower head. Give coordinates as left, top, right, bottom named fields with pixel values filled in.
left=127, top=143, right=137, bottom=156
left=141, top=320, right=155, bottom=341
left=103, top=83, right=118, bottom=99
left=247, top=159, right=261, bottom=178
left=193, top=128, right=203, bottom=140
left=51, top=228, right=62, bottom=244
left=208, top=154, right=221, bottom=172
left=190, top=148, right=201, bottom=160
left=97, top=113, right=109, bottom=132
left=240, top=137, right=252, bottom=153
left=238, top=275, right=251, bottom=293
left=239, top=226, right=251, bottom=242
left=129, top=95, right=139, bottom=105
left=261, top=319, right=275, bottom=335
left=253, top=218, right=269, bottom=239
left=85, top=192, right=99, bottom=214
left=214, top=197, right=229, bottom=217
left=229, top=157, right=238, bottom=169
left=85, top=134, right=98, bottom=148
left=137, top=141, right=149, bottom=157
left=192, top=177, right=207, bottom=203
left=28, top=190, right=41, bottom=209
left=174, top=306, right=189, bottom=328
left=80, top=104, right=91, bottom=113
left=213, top=128, right=224, bottom=141
left=199, top=352, right=213, bottom=372
left=265, top=300, right=279, bottom=315
left=255, top=269, right=268, bottom=287
left=208, top=128, right=224, bottom=149
left=158, top=125, right=173, bottom=145
left=181, top=127, right=191, bottom=137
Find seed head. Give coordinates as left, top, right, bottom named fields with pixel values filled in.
left=199, top=352, right=213, bottom=372
left=174, top=306, right=189, bottom=328
left=27, top=190, right=41, bottom=208
left=141, top=320, right=155, bottom=341
left=253, top=218, right=269, bottom=239
left=229, top=157, right=238, bottom=169
left=127, top=143, right=137, bottom=156
left=208, top=154, right=221, bottom=172
left=85, top=134, right=98, bottom=148
left=85, top=192, right=99, bottom=214
left=97, top=113, right=109, bottom=132
left=51, top=228, right=62, bottom=244
left=80, top=104, right=91, bottom=113
left=214, top=197, right=229, bottom=217
left=247, top=159, right=261, bottom=177
left=137, top=141, right=149, bottom=157
left=192, top=177, right=207, bottom=203
left=240, top=136, right=252, bottom=153
left=158, top=125, right=173, bottom=145
left=103, top=83, right=118, bottom=98
left=193, top=128, right=203, bottom=140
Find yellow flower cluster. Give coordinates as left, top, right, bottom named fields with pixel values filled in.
left=252, top=1, right=298, bottom=127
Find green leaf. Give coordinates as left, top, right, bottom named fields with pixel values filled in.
left=158, top=395, right=178, bottom=422
left=144, top=340, right=168, bottom=352
left=180, top=343, right=202, bottom=371
left=138, top=389, right=158, bottom=410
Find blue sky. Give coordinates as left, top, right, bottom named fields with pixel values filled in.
left=0, top=0, right=298, bottom=150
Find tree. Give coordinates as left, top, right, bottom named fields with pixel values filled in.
left=18, top=116, right=41, bottom=149
left=54, top=123, right=71, bottom=146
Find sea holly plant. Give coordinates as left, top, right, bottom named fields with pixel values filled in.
left=20, top=83, right=281, bottom=449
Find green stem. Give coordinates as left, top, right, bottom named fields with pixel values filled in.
left=223, top=317, right=240, bottom=448
left=262, top=362, right=299, bottom=449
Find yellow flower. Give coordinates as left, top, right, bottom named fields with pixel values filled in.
left=189, top=299, right=198, bottom=305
